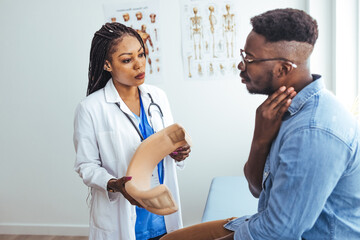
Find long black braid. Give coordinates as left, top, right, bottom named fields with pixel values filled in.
left=87, top=22, right=146, bottom=96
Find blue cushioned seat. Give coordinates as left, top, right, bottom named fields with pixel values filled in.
left=201, top=176, right=258, bottom=222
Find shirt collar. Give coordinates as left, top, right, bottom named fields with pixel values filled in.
left=104, top=79, right=121, bottom=103
left=287, top=74, right=324, bottom=116
left=138, top=84, right=151, bottom=100
left=103, top=79, right=151, bottom=103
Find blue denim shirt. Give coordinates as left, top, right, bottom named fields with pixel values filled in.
left=225, top=75, right=360, bottom=239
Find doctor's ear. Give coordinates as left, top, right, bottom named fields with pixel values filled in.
left=104, top=61, right=111, bottom=72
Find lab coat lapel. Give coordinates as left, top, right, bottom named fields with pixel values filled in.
left=104, top=79, right=137, bottom=118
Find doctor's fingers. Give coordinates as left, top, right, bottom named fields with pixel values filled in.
left=174, top=144, right=191, bottom=152
left=177, top=145, right=191, bottom=153
left=181, top=144, right=191, bottom=150
left=180, top=149, right=191, bottom=157
left=171, top=148, right=191, bottom=157
left=117, top=178, right=143, bottom=207
left=116, top=176, right=133, bottom=187
left=171, top=152, right=190, bottom=162
left=123, top=192, right=143, bottom=207
left=181, top=153, right=190, bottom=160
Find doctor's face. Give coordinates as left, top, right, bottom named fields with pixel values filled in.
left=105, top=35, right=146, bottom=89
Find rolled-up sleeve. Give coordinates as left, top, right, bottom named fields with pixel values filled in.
left=226, top=128, right=350, bottom=239
left=224, top=216, right=254, bottom=240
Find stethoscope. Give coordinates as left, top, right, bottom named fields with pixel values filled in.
left=115, top=92, right=165, bottom=141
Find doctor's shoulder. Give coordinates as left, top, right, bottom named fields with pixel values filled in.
left=75, top=88, right=106, bottom=115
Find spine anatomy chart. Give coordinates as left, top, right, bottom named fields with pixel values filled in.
left=103, top=0, right=162, bottom=83
left=181, top=1, right=240, bottom=80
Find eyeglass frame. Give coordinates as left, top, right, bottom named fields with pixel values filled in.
left=239, top=49, right=297, bottom=71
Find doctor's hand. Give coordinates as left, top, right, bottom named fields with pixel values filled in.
left=254, top=86, right=297, bottom=145
left=170, top=144, right=191, bottom=162
left=107, top=177, right=143, bottom=208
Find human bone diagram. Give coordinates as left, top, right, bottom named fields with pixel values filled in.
left=181, top=0, right=241, bottom=80
left=103, top=0, right=163, bottom=83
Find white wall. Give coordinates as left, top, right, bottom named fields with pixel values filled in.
left=308, top=0, right=336, bottom=92
left=309, top=0, right=360, bottom=111
left=0, top=0, right=329, bottom=235
left=334, top=0, right=359, bottom=107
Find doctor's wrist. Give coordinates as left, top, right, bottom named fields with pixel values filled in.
left=107, top=178, right=118, bottom=192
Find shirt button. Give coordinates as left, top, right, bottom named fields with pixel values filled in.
left=264, top=172, right=269, bottom=178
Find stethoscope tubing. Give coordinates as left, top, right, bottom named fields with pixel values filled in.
left=115, top=93, right=165, bottom=141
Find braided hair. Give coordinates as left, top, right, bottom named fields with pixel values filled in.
left=87, top=22, right=146, bottom=96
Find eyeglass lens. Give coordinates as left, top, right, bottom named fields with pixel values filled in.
left=239, top=50, right=246, bottom=70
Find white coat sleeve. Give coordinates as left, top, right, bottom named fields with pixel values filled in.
left=73, top=102, right=115, bottom=191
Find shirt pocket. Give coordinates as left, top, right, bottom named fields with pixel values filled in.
left=108, top=191, right=121, bottom=202
left=90, top=190, right=116, bottom=232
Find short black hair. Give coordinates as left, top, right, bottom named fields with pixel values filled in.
left=250, top=8, right=318, bottom=46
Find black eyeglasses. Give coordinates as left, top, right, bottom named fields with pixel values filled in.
left=239, top=49, right=297, bottom=71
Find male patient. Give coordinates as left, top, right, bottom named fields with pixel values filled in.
left=161, top=8, right=360, bottom=240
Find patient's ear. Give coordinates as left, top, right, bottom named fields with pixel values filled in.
left=277, top=62, right=295, bottom=78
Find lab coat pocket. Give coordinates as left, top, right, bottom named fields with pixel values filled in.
left=90, top=190, right=117, bottom=232
left=108, top=191, right=120, bottom=202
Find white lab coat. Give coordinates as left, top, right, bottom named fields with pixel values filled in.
left=73, top=79, right=183, bottom=240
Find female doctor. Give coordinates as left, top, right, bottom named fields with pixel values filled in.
left=73, top=22, right=191, bottom=240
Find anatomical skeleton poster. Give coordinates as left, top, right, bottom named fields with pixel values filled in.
left=181, top=0, right=241, bottom=81
left=103, top=0, right=162, bottom=84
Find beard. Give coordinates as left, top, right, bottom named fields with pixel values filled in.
left=246, top=71, right=275, bottom=95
